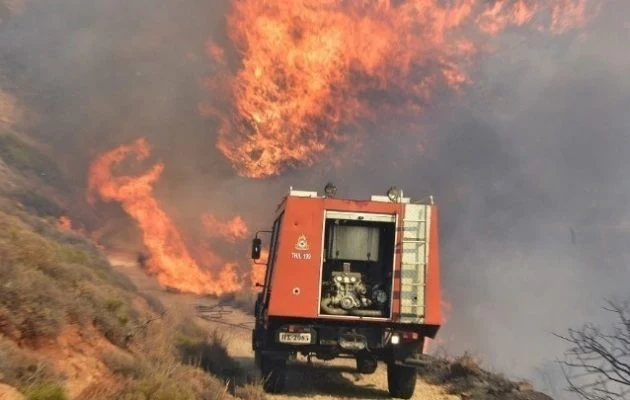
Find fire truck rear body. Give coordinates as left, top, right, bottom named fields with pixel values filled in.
left=251, top=186, right=442, bottom=397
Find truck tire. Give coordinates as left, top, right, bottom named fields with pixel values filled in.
left=356, top=355, right=378, bottom=374
left=260, top=354, right=286, bottom=393
left=387, top=362, right=416, bottom=399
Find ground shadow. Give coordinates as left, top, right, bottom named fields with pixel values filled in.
left=232, top=356, right=393, bottom=399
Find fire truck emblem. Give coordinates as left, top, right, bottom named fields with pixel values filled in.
left=295, top=234, right=309, bottom=251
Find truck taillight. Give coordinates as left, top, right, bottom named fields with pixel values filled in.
left=401, top=331, right=419, bottom=340
left=391, top=334, right=400, bottom=345
left=287, top=325, right=306, bottom=333
left=391, top=331, right=419, bottom=344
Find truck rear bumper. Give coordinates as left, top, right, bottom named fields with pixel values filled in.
left=256, top=318, right=428, bottom=362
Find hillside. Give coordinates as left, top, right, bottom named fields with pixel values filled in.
left=0, top=129, right=263, bottom=400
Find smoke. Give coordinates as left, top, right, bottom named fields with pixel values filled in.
left=2, top=0, right=630, bottom=397
left=400, top=5, right=630, bottom=396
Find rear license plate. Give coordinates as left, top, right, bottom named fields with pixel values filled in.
left=278, top=332, right=311, bottom=344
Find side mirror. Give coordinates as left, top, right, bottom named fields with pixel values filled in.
left=251, top=238, right=262, bottom=260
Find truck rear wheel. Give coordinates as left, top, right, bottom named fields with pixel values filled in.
left=260, top=353, right=286, bottom=393
left=387, top=362, right=416, bottom=399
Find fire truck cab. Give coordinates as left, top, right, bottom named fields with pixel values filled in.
left=250, top=185, right=442, bottom=398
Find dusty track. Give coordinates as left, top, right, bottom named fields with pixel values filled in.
left=109, top=255, right=459, bottom=400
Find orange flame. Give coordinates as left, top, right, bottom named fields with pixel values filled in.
left=87, top=138, right=242, bottom=295
left=201, top=213, right=249, bottom=243
left=202, top=0, right=602, bottom=178
left=56, top=216, right=72, bottom=231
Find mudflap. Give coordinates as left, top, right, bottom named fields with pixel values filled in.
left=396, top=353, right=433, bottom=367
left=389, top=339, right=429, bottom=367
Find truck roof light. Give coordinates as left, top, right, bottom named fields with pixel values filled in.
left=324, top=182, right=337, bottom=197
left=387, top=186, right=402, bottom=202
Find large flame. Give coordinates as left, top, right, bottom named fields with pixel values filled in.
left=87, top=138, right=244, bottom=295
left=201, top=213, right=249, bottom=243
left=202, top=0, right=601, bottom=178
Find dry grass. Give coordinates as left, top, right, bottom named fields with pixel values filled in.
left=0, top=209, right=149, bottom=347
left=0, top=202, right=263, bottom=399
left=417, top=352, right=542, bottom=400
left=95, top=315, right=237, bottom=400
left=176, top=329, right=245, bottom=382
left=234, top=383, right=266, bottom=400
left=0, top=338, right=57, bottom=391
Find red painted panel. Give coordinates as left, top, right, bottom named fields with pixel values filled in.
left=424, top=205, right=442, bottom=325
left=323, top=198, right=403, bottom=215
left=268, top=197, right=324, bottom=318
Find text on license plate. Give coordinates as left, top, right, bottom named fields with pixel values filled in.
left=278, top=332, right=311, bottom=344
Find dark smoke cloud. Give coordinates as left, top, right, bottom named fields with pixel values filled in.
left=2, top=1, right=630, bottom=398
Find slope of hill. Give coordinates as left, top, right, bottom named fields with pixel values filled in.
left=0, top=128, right=263, bottom=400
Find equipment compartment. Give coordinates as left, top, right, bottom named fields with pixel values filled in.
left=319, top=212, right=396, bottom=318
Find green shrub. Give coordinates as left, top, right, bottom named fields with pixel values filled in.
left=101, top=351, right=144, bottom=379
left=115, top=377, right=196, bottom=400
left=10, top=190, right=65, bottom=218
left=0, top=133, right=66, bottom=189
left=0, top=210, right=148, bottom=346
left=102, top=325, right=231, bottom=400
left=24, top=383, right=68, bottom=400
left=0, top=338, right=56, bottom=390
left=0, top=264, right=66, bottom=341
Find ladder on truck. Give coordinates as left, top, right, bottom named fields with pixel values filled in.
left=399, top=203, right=429, bottom=324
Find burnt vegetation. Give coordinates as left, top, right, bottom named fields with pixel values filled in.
left=556, top=299, right=630, bottom=400
left=417, top=353, right=553, bottom=400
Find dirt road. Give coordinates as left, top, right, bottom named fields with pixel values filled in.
left=110, top=256, right=459, bottom=400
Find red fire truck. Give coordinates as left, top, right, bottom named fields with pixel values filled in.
left=251, top=184, right=442, bottom=398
